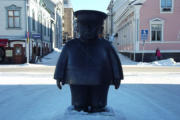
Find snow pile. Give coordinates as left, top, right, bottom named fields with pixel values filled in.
left=136, top=58, right=179, bottom=66
left=0, top=62, right=47, bottom=68
left=54, top=106, right=125, bottom=120
left=152, top=58, right=177, bottom=66
left=118, top=54, right=138, bottom=65
left=118, top=53, right=180, bottom=66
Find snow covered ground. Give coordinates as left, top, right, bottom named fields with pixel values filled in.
left=0, top=49, right=180, bottom=120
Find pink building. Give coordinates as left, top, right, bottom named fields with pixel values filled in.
left=113, top=0, right=180, bottom=62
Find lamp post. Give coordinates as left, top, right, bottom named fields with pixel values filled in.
left=26, top=0, right=30, bottom=64
left=129, top=1, right=143, bottom=61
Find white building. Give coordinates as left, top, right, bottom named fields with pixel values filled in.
left=0, top=0, right=63, bottom=64
left=105, top=0, right=114, bottom=39
left=113, top=0, right=137, bottom=59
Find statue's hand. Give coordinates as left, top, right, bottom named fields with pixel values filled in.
left=56, top=80, right=62, bottom=90
left=114, top=79, right=121, bottom=89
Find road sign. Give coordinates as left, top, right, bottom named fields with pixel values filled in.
left=141, top=29, right=148, bottom=41
left=141, top=29, right=148, bottom=62
left=32, top=33, right=41, bottom=39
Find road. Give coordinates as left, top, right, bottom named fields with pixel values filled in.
left=0, top=84, right=180, bottom=120
left=0, top=65, right=180, bottom=120
left=0, top=66, right=180, bottom=73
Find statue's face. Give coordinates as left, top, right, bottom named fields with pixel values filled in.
left=78, top=22, right=101, bottom=41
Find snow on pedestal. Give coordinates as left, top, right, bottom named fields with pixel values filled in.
left=53, top=106, right=126, bottom=120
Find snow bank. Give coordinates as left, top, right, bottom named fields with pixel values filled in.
left=152, top=58, right=177, bottom=66
left=118, top=54, right=138, bottom=65
left=37, top=48, right=61, bottom=66
left=118, top=53, right=180, bottom=66
left=136, top=58, right=180, bottom=66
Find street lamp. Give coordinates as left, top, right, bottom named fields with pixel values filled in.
left=129, top=1, right=143, bottom=61
left=26, top=0, right=30, bottom=64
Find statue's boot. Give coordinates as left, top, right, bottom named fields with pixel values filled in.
left=89, top=85, right=109, bottom=113
left=74, top=106, right=89, bottom=112
left=90, top=106, right=106, bottom=113
left=70, top=85, right=90, bottom=112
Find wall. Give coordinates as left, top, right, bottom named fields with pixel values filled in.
left=139, top=0, right=180, bottom=52
left=64, top=7, right=73, bottom=40
left=0, top=0, right=26, bottom=38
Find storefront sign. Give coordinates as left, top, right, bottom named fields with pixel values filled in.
left=6, top=50, right=13, bottom=57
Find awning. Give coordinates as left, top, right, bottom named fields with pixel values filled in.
left=0, top=39, right=8, bottom=47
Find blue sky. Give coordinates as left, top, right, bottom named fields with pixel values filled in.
left=71, top=0, right=110, bottom=13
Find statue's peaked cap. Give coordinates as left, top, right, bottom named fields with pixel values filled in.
left=74, top=10, right=107, bottom=24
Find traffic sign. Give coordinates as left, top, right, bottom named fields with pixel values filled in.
left=32, top=33, right=41, bottom=39
left=141, top=29, right=148, bottom=41
left=141, top=29, right=148, bottom=62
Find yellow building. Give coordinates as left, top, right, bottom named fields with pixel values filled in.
left=63, top=0, right=74, bottom=43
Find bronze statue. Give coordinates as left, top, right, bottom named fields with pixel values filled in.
left=54, top=10, right=124, bottom=113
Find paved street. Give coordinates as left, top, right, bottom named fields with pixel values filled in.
left=0, top=66, right=180, bottom=73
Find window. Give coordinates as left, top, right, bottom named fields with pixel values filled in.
left=44, top=20, right=46, bottom=36
left=6, top=5, right=21, bottom=28
left=32, top=10, right=36, bottom=31
left=8, top=10, right=20, bottom=28
left=161, top=0, right=173, bottom=12
left=48, top=21, right=50, bottom=36
left=64, top=0, right=68, bottom=4
left=46, top=20, right=49, bottom=36
left=151, top=24, right=162, bottom=41
left=38, top=15, right=41, bottom=33
left=150, top=18, right=164, bottom=42
left=15, top=46, right=22, bottom=55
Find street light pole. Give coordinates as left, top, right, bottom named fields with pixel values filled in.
left=26, top=0, right=29, bottom=64
left=129, top=2, right=143, bottom=61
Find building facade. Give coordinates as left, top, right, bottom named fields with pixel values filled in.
left=63, top=0, right=73, bottom=43
left=0, top=0, right=63, bottom=64
left=49, top=0, right=64, bottom=49
left=104, top=0, right=114, bottom=40
left=112, top=0, right=180, bottom=62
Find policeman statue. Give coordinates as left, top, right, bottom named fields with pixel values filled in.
left=54, top=10, right=124, bottom=113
